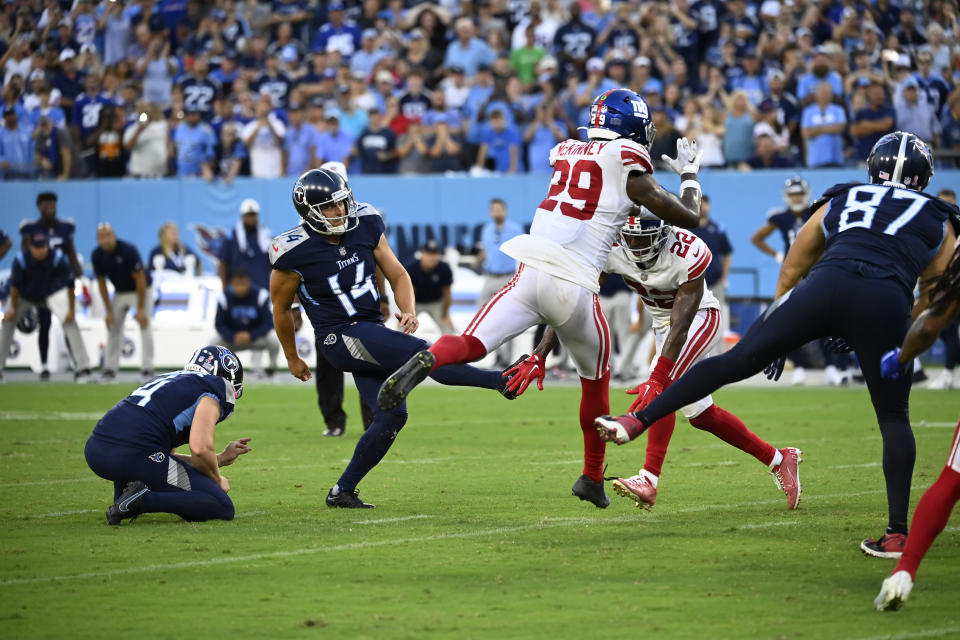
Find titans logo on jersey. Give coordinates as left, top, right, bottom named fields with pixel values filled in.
left=92, top=371, right=236, bottom=451
left=270, top=206, right=384, bottom=334
left=814, top=182, right=959, bottom=294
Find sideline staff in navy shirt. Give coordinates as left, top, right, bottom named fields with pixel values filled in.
left=404, top=240, right=454, bottom=332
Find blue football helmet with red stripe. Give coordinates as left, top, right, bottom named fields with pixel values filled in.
left=184, top=345, right=244, bottom=399
left=586, top=88, right=656, bottom=149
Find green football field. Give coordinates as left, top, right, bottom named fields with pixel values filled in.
left=1, top=381, right=958, bottom=639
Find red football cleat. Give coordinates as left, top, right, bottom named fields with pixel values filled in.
left=611, top=474, right=657, bottom=510
left=771, top=447, right=803, bottom=510
left=594, top=413, right=647, bottom=444
left=861, top=533, right=907, bottom=559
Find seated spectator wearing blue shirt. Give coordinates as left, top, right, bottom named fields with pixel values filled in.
left=796, top=48, right=844, bottom=106
left=850, top=81, right=895, bottom=162
left=354, top=109, right=398, bottom=173
left=0, top=105, right=36, bottom=179
left=315, top=112, right=353, bottom=166
left=443, top=17, right=495, bottom=76
left=91, top=223, right=154, bottom=379
left=524, top=98, right=567, bottom=173
left=801, top=82, right=846, bottom=167
left=730, top=48, right=765, bottom=106
left=351, top=29, right=388, bottom=79
left=283, top=102, right=318, bottom=176
left=311, top=2, right=360, bottom=56
left=475, top=109, right=520, bottom=174
left=213, top=269, right=280, bottom=375
left=173, top=107, right=216, bottom=178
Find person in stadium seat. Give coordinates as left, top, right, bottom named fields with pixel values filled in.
left=597, top=132, right=958, bottom=558
left=84, top=345, right=250, bottom=525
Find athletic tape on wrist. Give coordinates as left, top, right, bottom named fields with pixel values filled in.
left=680, top=179, right=701, bottom=193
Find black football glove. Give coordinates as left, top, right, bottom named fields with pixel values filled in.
left=763, top=355, right=785, bottom=382
left=824, top=336, right=853, bottom=353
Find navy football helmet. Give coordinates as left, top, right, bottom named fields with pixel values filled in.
left=586, top=88, right=656, bottom=148
left=184, top=345, right=244, bottom=399
left=783, top=176, right=810, bottom=213
left=292, top=168, right=358, bottom=235
left=867, top=131, right=934, bottom=192
left=16, top=308, right=39, bottom=334
left=620, top=214, right=669, bottom=267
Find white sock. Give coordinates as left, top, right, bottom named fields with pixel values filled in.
left=768, top=449, right=783, bottom=471
left=638, top=468, right=659, bottom=488
left=331, top=484, right=341, bottom=496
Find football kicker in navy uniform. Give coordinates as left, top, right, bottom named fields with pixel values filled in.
left=597, top=132, right=959, bottom=556
left=84, top=346, right=249, bottom=524
left=270, top=168, right=513, bottom=509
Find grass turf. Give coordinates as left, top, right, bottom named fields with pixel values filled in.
left=0, top=382, right=958, bottom=639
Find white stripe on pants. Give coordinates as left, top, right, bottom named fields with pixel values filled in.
left=104, top=289, right=154, bottom=372
left=0, top=288, right=90, bottom=371
left=652, top=308, right=721, bottom=418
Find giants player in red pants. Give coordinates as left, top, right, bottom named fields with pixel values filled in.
left=515, top=216, right=802, bottom=510
left=378, top=88, right=706, bottom=507
left=875, top=235, right=960, bottom=610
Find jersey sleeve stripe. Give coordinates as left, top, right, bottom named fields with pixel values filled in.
left=688, top=248, right=712, bottom=280
left=621, top=147, right=654, bottom=174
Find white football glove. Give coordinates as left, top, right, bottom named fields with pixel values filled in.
left=661, top=137, right=703, bottom=176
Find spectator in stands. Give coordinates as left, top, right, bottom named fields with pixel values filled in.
left=753, top=99, right=790, bottom=153
left=797, top=47, right=844, bottom=107
left=179, top=56, right=219, bottom=121
left=214, top=122, right=248, bottom=182
left=351, top=29, right=387, bottom=79
left=426, top=115, right=463, bottom=173
left=0, top=230, right=91, bottom=383
left=92, top=223, right=154, bottom=381
left=893, top=8, right=928, bottom=54
left=283, top=102, right=318, bottom=176
left=312, top=2, right=360, bottom=58
left=511, top=24, right=546, bottom=88
left=218, top=198, right=271, bottom=292
left=524, top=93, right=566, bottom=173
left=71, top=71, right=112, bottom=173
left=124, top=103, right=169, bottom=178
left=173, top=105, right=215, bottom=179
left=149, top=222, right=200, bottom=276
left=97, top=0, right=132, bottom=66
left=213, top=268, right=279, bottom=376
left=27, top=83, right=67, bottom=131
left=802, top=82, right=846, bottom=167
left=399, top=69, right=431, bottom=123
left=722, top=90, right=755, bottom=167
left=943, top=93, right=960, bottom=167
left=397, top=120, right=431, bottom=174
left=554, top=2, right=595, bottom=80
left=894, top=77, right=941, bottom=147
left=850, top=81, right=896, bottom=163
left=444, top=17, right=495, bottom=76
left=405, top=239, right=454, bottom=333
left=743, top=132, right=795, bottom=170
left=475, top=108, right=519, bottom=174
left=89, top=105, right=125, bottom=178
left=913, top=50, right=950, bottom=116
left=135, top=31, right=177, bottom=108
left=731, top=48, right=765, bottom=106
left=315, top=111, right=353, bottom=166
left=690, top=195, right=732, bottom=354
left=52, top=49, right=83, bottom=113
left=0, top=104, right=35, bottom=179
left=253, top=51, right=293, bottom=109
left=327, top=84, right=369, bottom=140
left=650, top=108, right=682, bottom=171
left=355, top=108, right=399, bottom=174
left=33, top=115, right=71, bottom=181
left=241, top=94, right=285, bottom=178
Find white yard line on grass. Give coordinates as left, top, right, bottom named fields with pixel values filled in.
left=828, top=462, right=883, bottom=469
left=31, top=509, right=98, bottom=518
left=2, top=488, right=894, bottom=586
left=914, top=422, right=958, bottom=428
left=0, top=411, right=102, bottom=421
left=855, top=626, right=960, bottom=640
left=353, top=515, right=434, bottom=525
left=737, top=520, right=800, bottom=530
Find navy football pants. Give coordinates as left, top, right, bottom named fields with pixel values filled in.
left=320, top=321, right=503, bottom=492
left=639, top=264, right=916, bottom=532
left=85, top=436, right=234, bottom=521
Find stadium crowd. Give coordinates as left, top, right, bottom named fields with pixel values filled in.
left=0, top=0, right=958, bottom=180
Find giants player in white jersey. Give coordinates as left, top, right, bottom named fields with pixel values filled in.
left=548, top=216, right=801, bottom=509
left=377, top=88, right=707, bottom=508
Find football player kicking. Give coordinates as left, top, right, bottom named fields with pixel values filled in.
left=596, top=132, right=959, bottom=556
left=84, top=345, right=250, bottom=525
left=509, top=216, right=801, bottom=510
left=378, top=88, right=706, bottom=509
left=270, top=169, right=515, bottom=509
left=874, top=235, right=960, bottom=611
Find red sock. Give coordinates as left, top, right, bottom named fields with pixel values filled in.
left=689, top=404, right=777, bottom=466
left=579, top=372, right=610, bottom=482
left=895, top=465, right=960, bottom=580
left=428, top=334, right=487, bottom=369
left=643, top=412, right=677, bottom=478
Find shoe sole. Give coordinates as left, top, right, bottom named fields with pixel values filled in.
left=377, top=351, right=435, bottom=410
left=611, top=479, right=654, bottom=510
left=860, top=540, right=903, bottom=559
left=325, top=499, right=375, bottom=509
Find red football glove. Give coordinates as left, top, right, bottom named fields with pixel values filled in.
left=625, top=356, right=675, bottom=413
left=504, top=353, right=546, bottom=396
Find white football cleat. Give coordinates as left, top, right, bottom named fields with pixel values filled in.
left=874, top=570, right=913, bottom=611
left=927, top=369, right=954, bottom=390
left=790, top=367, right=806, bottom=386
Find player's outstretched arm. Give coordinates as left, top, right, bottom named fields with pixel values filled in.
left=626, top=171, right=702, bottom=229
left=912, top=224, right=958, bottom=320
left=373, top=233, right=419, bottom=334
left=270, top=269, right=312, bottom=381
left=660, top=277, right=705, bottom=361
left=775, top=205, right=827, bottom=299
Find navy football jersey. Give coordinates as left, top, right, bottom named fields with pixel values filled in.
left=19, top=217, right=76, bottom=252
left=92, top=371, right=236, bottom=451
left=814, top=182, right=956, bottom=293
left=270, top=205, right=384, bottom=334
left=766, top=207, right=810, bottom=253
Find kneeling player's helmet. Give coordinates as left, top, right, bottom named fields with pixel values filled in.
left=16, top=308, right=39, bottom=334
left=292, top=168, right=358, bottom=235
left=185, top=345, right=244, bottom=399
left=586, top=88, right=656, bottom=149
left=783, top=176, right=810, bottom=213
left=620, top=215, right=669, bottom=267
left=867, top=131, right=934, bottom=192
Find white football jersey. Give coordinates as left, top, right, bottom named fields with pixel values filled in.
left=500, top=137, right=654, bottom=293
left=604, top=227, right=720, bottom=330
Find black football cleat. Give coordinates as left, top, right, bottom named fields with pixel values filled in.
left=572, top=474, right=610, bottom=508
left=106, top=480, right=149, bottom=525
left=377, top=350, right=435, bottom=410
left=498, top=354, right=529, bottom=400
left=326, top=487, right=375, bottom=509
